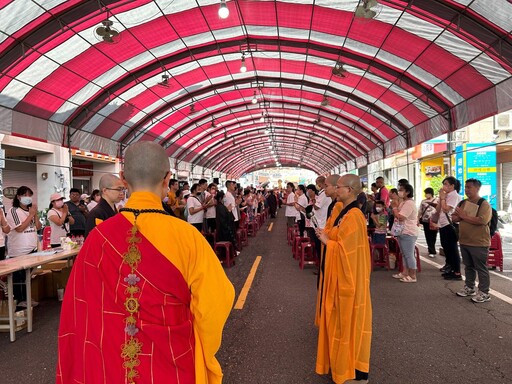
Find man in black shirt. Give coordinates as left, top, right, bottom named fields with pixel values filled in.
left=66, top=188, right=88, bottom=236
left=84, top=174, right=125, bottom=237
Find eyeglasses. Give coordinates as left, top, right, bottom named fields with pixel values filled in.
left=106, top=187, right=127, bottom=193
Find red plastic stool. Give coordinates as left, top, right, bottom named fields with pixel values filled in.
left=214, top=241, right=235, bottom=268
left=370, top=243, right=390, bottom=270
left=293, top=236, right=310, bottom=260
left=299, top=242, right=317, bottom=270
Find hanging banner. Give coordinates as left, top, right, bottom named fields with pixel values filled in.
left=455, top=143, right=497, bottom=208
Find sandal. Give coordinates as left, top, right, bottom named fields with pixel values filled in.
left=400, top=276, right=417, bottom=283
left=392, top=273, right=406, bottom=279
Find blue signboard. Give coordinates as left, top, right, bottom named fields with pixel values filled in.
left=455, top=143, right=497, bottom=208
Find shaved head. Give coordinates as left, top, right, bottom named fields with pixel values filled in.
left=342, top=174, right=362, bottom=194
left=326, top=174, right=340, bottom=186
left=123, top=141, right=170, bottom=189
left=99, top=174, right=121, bottom=190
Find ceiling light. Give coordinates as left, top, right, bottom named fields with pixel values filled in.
left=251, top=91, right=258, bottom=104
left=218, top=0, right=229, bottom=19
left=240, top=55, right=247, bottom=73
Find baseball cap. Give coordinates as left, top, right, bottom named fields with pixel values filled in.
left=49, top=193, right=64, bottom=202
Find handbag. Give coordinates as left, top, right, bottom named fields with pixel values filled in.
left=391, top=221, right=404, bottom=236
left=444, top=212, right=459, bottom=240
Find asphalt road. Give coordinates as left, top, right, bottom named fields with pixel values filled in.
left=1, top=211, right=512, bottom=383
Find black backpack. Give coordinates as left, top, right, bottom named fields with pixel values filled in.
left=459, top=198, right=498, bottom=237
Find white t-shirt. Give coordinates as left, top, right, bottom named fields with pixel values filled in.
left=397, top=199, right=419, bottom=236
left=223, top=191, right=239, bottom=221
left=314, top=190, right=331, bottom=229
left=186, top=196, right=204, bottom=224
left=47, top=208, right=68, bottom=245
left=205, top=191, right=216, bottom=219
left=285, top=193, right=297, bottom=217
left=6, top=207, right=38, bottom=257
left=87, top=200, right=98, bottom=212
left=296, top=194, right=308, bottom=219
left=438, top=190, right=462, bottom=228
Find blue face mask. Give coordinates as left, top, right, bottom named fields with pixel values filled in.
left=20, top=196, right=32, bottom=206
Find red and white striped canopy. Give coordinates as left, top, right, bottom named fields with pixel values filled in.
left=1, top=0, right=511, bottom=176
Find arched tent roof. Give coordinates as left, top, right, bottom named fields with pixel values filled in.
left=0, top=0, right=511, bottom=177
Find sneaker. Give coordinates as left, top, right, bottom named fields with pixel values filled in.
left=471, top=292, right=491, bottom=303
left=440, top=265, right=451, bottom=273
left=428, top=254, right=436, bottom=258
left=456, top=286, right=476, bottom=297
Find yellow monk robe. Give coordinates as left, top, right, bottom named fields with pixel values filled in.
left=316, top=203, right=372, bottom=383
left=315, top=202, right=344, bottom=327
left=122, top=192, right=235, bottom=384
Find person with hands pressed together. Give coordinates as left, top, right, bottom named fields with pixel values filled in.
left=452, top=178, right=493, bottom=303
left=48, top=193, right=75, bottom=247
left=435, top=176, right=462, bottom=279
left=6, top=186, right=43, bottom=308
left=187, top=183, right=207, bottom=231
left=315, top=174, right=372, bottom=384
left=390, top=184, right=419, bottom=282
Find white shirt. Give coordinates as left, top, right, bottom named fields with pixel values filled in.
left=285, top=193, right=297, bottom=217
left=205, top=191, right=216, bottom=219
left=6, top=207, right=38, bottom=257
left=223, top=191, right=239, bottom=221
left=87, top=200, right=98, bottom=212
left=186, top=195, right=204, bottom=224
left=47, top=208, right=68, bottom=245
left=438, top=190, right=462, bottom=228
left=314, top=190, right=331, bottom=229
left=296, top=194, right=308, bottom=219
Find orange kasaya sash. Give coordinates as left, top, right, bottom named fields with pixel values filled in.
left=57, top=213, right=195, bottom=384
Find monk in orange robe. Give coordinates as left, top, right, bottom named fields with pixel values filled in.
left=315, top=174, right=372, bottom=384
left=315, top=174, right=343, bottom=327
left=57, top=141, right=235, bottom=384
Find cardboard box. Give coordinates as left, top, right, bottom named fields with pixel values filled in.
left=31, top=270, right=53, bottom=302
left=0, top=302, right=27, bottom=332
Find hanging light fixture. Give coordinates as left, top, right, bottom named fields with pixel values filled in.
left=251, top=91, right=258, bottom=104
left=240, top=54, right=247, bottom=73
left=218, top=0, right=229, bottom=19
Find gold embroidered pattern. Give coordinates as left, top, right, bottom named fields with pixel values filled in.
left=121, top=222, right=143, bottom=384
left=118, top=208, right=170, bottom=383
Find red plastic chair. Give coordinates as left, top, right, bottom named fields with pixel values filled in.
left=487, top=232, right=503, bottom=272
left=42, top=226, right=52, bottom=250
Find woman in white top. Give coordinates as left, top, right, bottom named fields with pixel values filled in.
left=391, top=183, right=419, bottom=283
left=294, top=185, right=309, bottom=237
left=186, top=183, right=205, bottom=232
left=6, top=186, right=42, bottom=307
left=87, top=189, right=101, bottom=212
left=0, top=208, right=11, bottom=260
left=47, top=192, right=75, bottom=247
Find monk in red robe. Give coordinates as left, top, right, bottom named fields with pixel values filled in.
left=57, top=141, right=235, bottom=384
left=315, top=174, right=372, bottom=384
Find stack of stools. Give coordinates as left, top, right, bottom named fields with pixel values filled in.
left=487, top=232, right=503, bottom=271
